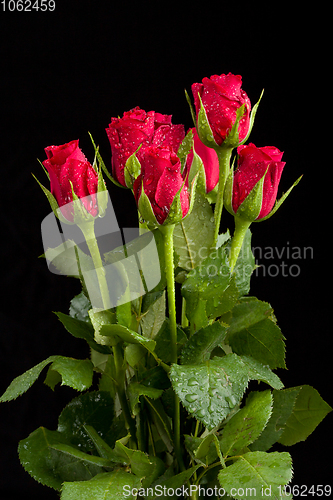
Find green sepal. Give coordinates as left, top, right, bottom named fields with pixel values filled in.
left=185, top=88, right=197, bottom=127
left=177, top=127, right=194, bottom=174
left=163, top=182, right=185, bottom=225
left=137, top=182, right=159, bottom=228
left=69, top=183, right=97, bottom=224
left=89, top=132, right=125, bottom=189
left=190, top=143, right=208, bottom=193
left=239, top=88, right=264, bottom=146
left=196, top=93, right=219, bottom=149
left=96, top=168, right=109, bottom=219
left=32, top=172, right=73, bottom=225
left=256, top=175, right=303, bottom=222
left=124, top=147, right=142, bottom=189
left=222, top=103, right=246, bottom=149
left=233, top=169, right=267, bottom=222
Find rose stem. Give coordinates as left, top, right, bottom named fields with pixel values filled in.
left=213, top=148, right=233, bottom=247
left=78, top=221, right=137, bottom=447
left=229, top=216, right=251, bottom=272
left=159, top=223, right=185, bottom=472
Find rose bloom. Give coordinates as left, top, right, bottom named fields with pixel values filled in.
left=233, top=143, right=286, bottom=220
left=191, top=73, right=251, bottom=146
left=106, top=107, right=185, bottom=186
left=43, top=139, right=99, bottom=220
left=133, top=145, right=189, bottom=225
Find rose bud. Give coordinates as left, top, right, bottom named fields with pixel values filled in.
left=185, top=127, right=219, bottom=198
left=106, top=107, right=185, bottom=188
left=191, top=73, right=251, bottom=150
left=132, top=145, right=190, bottom=226
left=224, top=143, right=287, bottom=222
left=40, top=139, right=107, bottom=223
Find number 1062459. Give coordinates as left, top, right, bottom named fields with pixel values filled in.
left=1, top=0, right=55, bottom=11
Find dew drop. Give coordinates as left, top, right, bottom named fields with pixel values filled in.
left=185, top=394, right=199, bottom=403
left=188, top=377, right=199, bottom=386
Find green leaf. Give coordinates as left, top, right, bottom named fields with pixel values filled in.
left=44, top=357, right=94, bottom=392
left=140, top=291, right=166, bottom=339
left=83, top=425, right=123, bottom=462
left=0, top=355, right=58, bottom=402
left=229, top=229, right=256, bottom=296
left=180, top=322, right=228, bottom=365
left=0, top=354, right=94, bottom=402
left=221, top=390, right=273, bottom=457
left=114, top=441, right=165, bottom=487
left=147, top=465, right=200, bottom=500
left=44, top=239, right=93, bottom=277
left=127, top=381, right=163, bottom=416
left=241, top=356, right=283, bottom=390
left=154, top=319, right=187, bottom=363
left=224, top=298, right=286, bottom=370
left=18, top=427, right=105, bottom=491
left=218, top=451, right=292, bottom=500
left=250, top=387, right=301, bottom=451
left=57, top=391, right=115, bottom=452
left=104, top=229, right=166, bottom=295
left=170, top=354, right=283, bottom=430
left=100, top=323, right=156, bottom=353
left=144, top=398, right=173, bottom=453
left=61, top=470, right=142, bottom=500
left=69, top=292, right=91, bottom=322
left=88, top=308, right=118, bottom=346
left=184, top=433, right=217, bottom=466
left=55, top=311, right=112, bottom=354
left=181, top=244, right=238, bottom=330
left=173, top=192, right=215, bottom=272
left=278, top=385, right=332, bottom=446
left=49, top=442, right=113, bottom=468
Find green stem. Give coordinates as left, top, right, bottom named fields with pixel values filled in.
left=160, top=224, right=177, bottom=362
left=181, top=297, right=189, bottom=329
left=159, top=224, right=185, bottom=472
left=78, top=221, right=111, bottom=310
left=112, top=343, right=137, bottom=447
left=213, top=147, right=233, bottom=248
left=229, top=216, right=252, bottom=272
left=78, top=221, right=137, bottom=446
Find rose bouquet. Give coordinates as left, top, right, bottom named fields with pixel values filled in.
left=1, top=73, right=331, bottom=500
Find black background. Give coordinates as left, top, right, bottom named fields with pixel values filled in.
left=1, top=2, right=331, bottom=498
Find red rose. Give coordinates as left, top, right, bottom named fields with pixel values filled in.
left=106, top=107, right=185, bottom=187
left=232, top=143, right=285, bottom=220
left=191, top=73, right=251, bottom=146
left=43, top=139, right=99, bottom=221
left=133, top=145, right=189, bottom=225
left=185, top=127, right=219, bottom=193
